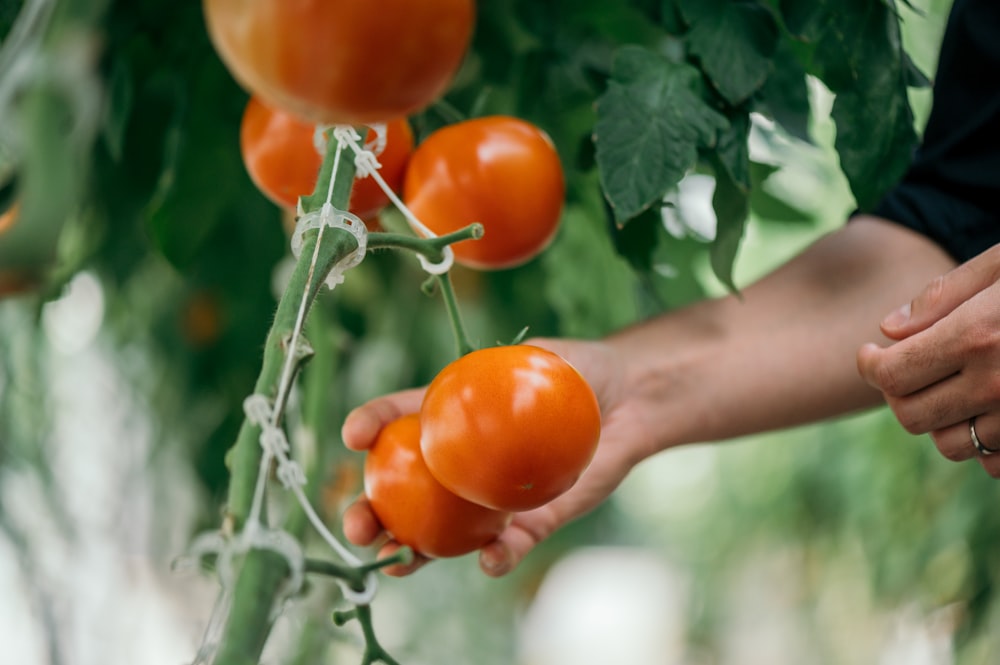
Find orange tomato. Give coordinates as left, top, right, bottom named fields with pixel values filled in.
left=0, top=202, right=18, bottom=235
left=364, top=414, right=512, bottom=559
left=240, top=97, right=414, bottom=220
left=403, top=116, right=565, bottom=270
left=180, top=291, right=224, bottom=347
left=204, top=0, right=475, bottom=125
left=420, top=345, right=601, bottom=512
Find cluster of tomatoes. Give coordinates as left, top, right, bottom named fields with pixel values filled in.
left=365, top=345, right=602, bottom=558
left=204, top=0, right=599, bottom=560
left=239, top=103, right=565, bottom=271
left=207, top=0, right=564, bottom=271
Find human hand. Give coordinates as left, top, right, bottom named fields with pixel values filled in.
left=340, top=337, right=656, bottom=576
left=857, top=244, right=1000, bottom=475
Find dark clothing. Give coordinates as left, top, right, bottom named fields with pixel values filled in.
left=870, top=0, right=1000, bottom=262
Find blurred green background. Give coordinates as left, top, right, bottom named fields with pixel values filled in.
left=4, top=0, right=1000, bottom=664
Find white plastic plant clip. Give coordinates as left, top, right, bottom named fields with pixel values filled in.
left=243, top=394, right=274, bottom=427
left=334, top=121, right=456, bottom=277
left=214, top=527, right=306, bottom=607
left=332, top=124, right=361, bottom=145
left=313, top=124, right=331, bottom=156
left=276, top=459, right=307, bottom=489
left=172, top=530, right=228, bottom=574
left=341, top=571, right=380, bottom=606
left=260, top=425, right=291, bottom=457
left=363, top=122, right=388, bottom=157
left=289, top=202, right=368, bottom=288
left=353, top=148, right=381, bottom=180
left=416, top=245, right=455, bottom=276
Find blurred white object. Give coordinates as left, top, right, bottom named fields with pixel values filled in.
left=518, top=546, right=690, bottom=665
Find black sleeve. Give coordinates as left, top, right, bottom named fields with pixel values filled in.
left=864, top=0, right=1000, bottom=263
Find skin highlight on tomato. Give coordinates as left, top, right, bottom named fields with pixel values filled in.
left=240, top=96, right=414, bottom=221
left=364, top=413, right=512, bottom=559
left=204, top=0, right=475, bottom=125
left=419, top=345, right=601, bottom=512
left=403, top=116, right=566, bottom=270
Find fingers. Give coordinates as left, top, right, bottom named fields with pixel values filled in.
left=341, top=388, right=425, bottom=451
left=857, top=334, right=963, bottom=403
left=376, top=542, right=431, bottom=577
left=881, top=244, right=1000, bottom=340
left=931, top=413, right=1000, bottom=478
left=342, top=496, right=382, bottom=546
left=342, top=496, right=431, bottom=576
left=478, top=511, right=557, bottom=578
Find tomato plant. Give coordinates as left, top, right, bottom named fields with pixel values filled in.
left=364, top=413, right=512, bottom=559
left=240, top=96, right=413, bottom=221
left=403, top=116, right=565, bottom=270
left=419, top=345, right=601, bottom=512
left=203, top=0, right=475, bottom=125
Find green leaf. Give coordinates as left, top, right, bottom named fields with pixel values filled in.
left=678, top=0, right=780, bottom=105
left=747, top=159, right=813, bottom=226
left=542, top=200, right=639, bottom=337
left=902, top=51, right=932, bottom=88
left=708, top=115, right=751, bottom=293
left=778, top=0, right=825, bottom=42
left=778, top=0, right=917, bottom=210
left=714, top=112, right=751, bottom=190
left=756, top=38, right=812, bottom=143
left=833, top=86, right=915, bottom=210
left=595, top=45, right=728, bottom=224
left=819, top=2, right=916, bottom=209
left=145, top=63, right=246, bottom=269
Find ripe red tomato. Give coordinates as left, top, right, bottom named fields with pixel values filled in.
left=420, top=345, right=601, bottom=512
left=239, top=96, right=413, bottom=221
left=203, top=0, right=475, bottom=125
left=364, top=413, right=512, bottom=559
left=403, top=116, right=565, bottom=270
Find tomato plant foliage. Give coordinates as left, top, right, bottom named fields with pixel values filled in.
left=9, top=0, right=1000, bottom=664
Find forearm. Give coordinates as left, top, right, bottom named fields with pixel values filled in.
left=608, top=216, right=957, bottom=453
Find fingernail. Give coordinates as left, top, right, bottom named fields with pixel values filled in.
left=882, top=303, right=910, bottom=329
left=480, top=549, right=511, bottom=577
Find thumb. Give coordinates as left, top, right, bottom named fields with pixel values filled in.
left=881, top=245, right=1000, bottom=340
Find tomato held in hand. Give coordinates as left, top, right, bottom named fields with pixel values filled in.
left=403, top=116, right=565, bottom=270
left=240, top=96, right=413, bottom=220
left=365, top=414, right=512, bottom=559
left=420, top=345, right=601, bottom=512
left=204, top=0, right=475, bottom=125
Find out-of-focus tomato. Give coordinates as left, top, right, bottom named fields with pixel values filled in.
left=419, top=345, right=601, bottom=512
left=240, top=97, right=413, bottom=221
left=203, top=0, right=475, bottom=125
left=365, top=414, right=512, bottom=559
left=0, top=202, right=18, bottom=236
left=180, top=290, right=224, bottom=348
left=403, top=116, right=565, bottom=270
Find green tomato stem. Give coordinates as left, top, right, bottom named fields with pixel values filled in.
left=368, top=224, right=482, bottom=358
left=366, top=222, right=483, bottom=261
left=437, top=271, right=476, bottom=357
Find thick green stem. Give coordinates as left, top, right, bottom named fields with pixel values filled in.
left=214, top=127, right=358, bottom=665
left=212, top=549, right=289, bottom=665
left=223, top=229, right=356, bottom=527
